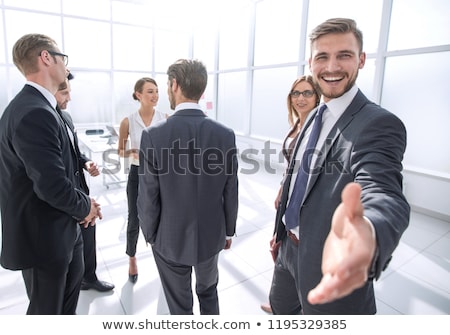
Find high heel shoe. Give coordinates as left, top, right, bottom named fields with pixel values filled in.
left=129, top=256, right=138, bottom=284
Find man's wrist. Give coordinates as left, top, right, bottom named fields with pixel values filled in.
left=364, top=216, right=378, bottom=281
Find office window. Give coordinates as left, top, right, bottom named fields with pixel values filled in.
left=306, top=0, right=383, bottom=57
left=0, top=14, right=5, bottom=64
left=63, top=0, right=110, bottom=20
left=111, top=0, right=154, bottom=27
left=381, top=51, right=450, bottom=174
left=7, top=66, right=25, bottom=97
left=199, top=74, right=216, bottom=119
left=0, top=67, right=25, bottom=117
left=113, top=72, right=143, bottom=124
left=68, top=71, right=113, bottom=124
left=152, top=1, right=201, bottom=31
left=251, top=67, right=299, bottom=141
left=389, top=0, right=450, bottom=50
left=112, top=24, right=153, bottom=71
left=218, top=5, right=252, bottom=70
left=4, top=0, right=60, bottom=12
left=355, top=58, right=376, bottom=102
left=4, top=10, right=63, bottom=53
left=254, top=0, right=304, bottom=67
left=193, top=26, right=217, bottom=73
left=217, top=71, right=249, bottom=133
left=0, top=67, right=7, bottom=114
left=154, top=29, right=190, bottom=73
left=64, top=18, right=111, bottom=69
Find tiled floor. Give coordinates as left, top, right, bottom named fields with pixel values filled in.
left=0, top=160, right=449, bottom=315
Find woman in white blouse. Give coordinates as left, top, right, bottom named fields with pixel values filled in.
left=118, top=77, right=168, bottom=284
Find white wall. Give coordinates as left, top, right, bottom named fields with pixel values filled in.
left=403, top=169, right=450, bottom=221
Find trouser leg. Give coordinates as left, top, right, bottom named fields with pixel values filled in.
left=126, top=165, right=139, bottom=257
left=269, top=234, right=302, bottom=315
left=194, top=253, right=220, bottom=315
left=152, top=248, right=194, bottom=315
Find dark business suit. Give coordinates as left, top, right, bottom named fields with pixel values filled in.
left=137, top=108, right=238, bottom=315
left=0, top=85, right=91, bottom=314
left=58, top=109, right=98, bottom=283
left=272, top=89, right=410, bottom=314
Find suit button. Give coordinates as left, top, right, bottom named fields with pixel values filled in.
left=75, top=171, right=80, bottom=176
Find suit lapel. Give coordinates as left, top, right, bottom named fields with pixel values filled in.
left=59, top=110, right=79, bottom=149
left=57, top=109, right=90, bottom=193
left=55, top=107, right=79, bottom=161
left=304, top=90, right=370, bottom=197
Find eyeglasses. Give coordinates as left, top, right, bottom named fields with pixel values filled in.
left=290, top=90, right=315, bottom=98
left=47, top=51, right=69, bottom=66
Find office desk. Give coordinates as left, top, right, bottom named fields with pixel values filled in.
left=77, top=132, right=128, bottom=189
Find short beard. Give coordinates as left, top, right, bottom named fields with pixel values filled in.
left=320, top=74, right=358, bottom=100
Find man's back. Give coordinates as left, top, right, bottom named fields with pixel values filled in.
left=138, top=108, right=238, bottom=266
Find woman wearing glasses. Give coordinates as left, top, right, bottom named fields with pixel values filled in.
left=261, top=75, right=320, bottom=314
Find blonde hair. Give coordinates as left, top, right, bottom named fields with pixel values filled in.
left=12, top=33, right=58, bottom=75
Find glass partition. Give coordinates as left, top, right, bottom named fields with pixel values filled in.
left=382, top=51, right=450, bottom=174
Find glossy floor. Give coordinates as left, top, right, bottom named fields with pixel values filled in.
left=0, top=164, right=449, bottom=315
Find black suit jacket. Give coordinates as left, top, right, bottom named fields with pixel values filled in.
left=58, top=108, right=90, bottom=195
left=274, top=90, right=410, bottom=314
left=0, top=85, right=91, bottom=270
left=137, top=109, right=239, bottom=266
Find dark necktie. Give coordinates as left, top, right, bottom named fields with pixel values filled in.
left=284, top=104, right=327, bottom=230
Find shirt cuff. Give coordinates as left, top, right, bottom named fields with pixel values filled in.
left=364, top=216, right=379, bottom=280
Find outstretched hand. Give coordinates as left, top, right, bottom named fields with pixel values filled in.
left=307, top=182, right=376, bottom=305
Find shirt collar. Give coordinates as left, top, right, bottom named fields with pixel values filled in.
left=174, top=102, right=202, bottom=112
left=321, top=85, right=359, bottom=117
left=26, top=81, right=57, bottom=109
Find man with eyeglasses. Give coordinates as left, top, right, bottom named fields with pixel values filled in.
left=47, top=50, right=69, bottom=66
left=0, top=33, right=102, bottom=314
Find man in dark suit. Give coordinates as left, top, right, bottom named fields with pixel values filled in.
left=55, top=74, right=114, bottom=292
left=137, top=59, right=238, bottom=315
left=269, top=18, right=410, bottom=314
left=0, top=34, right=102, bottom=314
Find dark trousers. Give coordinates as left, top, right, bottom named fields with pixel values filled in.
left=22, top=227, right=84, bottom=315
left=269, top=233, right=302, bottom=315
left=126, top=164, right=139, bottom=257
left=153, top=248, right=220, bottom=315
left=81, top=224, right=97, bottom=282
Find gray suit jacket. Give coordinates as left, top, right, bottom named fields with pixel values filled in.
left=275, top=89, right=410, bottom=314
left=137, top=109, right=238, bottom=266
